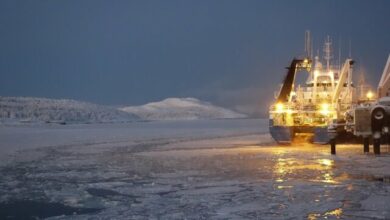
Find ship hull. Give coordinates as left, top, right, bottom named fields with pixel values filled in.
left=269, top=119, right=330, bottom=144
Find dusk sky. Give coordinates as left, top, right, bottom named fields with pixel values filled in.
left=0, top=0, right=389, bottom=116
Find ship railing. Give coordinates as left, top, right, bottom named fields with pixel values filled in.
left=302, top=105, right=316, bottom=111
left=269, top=104, right=297, bottom=112
left=270, top=103, right=319, bottom=112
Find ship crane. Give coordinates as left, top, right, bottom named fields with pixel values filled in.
left=331, top=58, right=355, bottom=110
left=377, top=55, right=390, bottom=98
left=276, top=58, right=311, bottom=103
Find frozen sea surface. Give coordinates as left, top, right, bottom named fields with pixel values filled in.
left=0, top=119, right=389, bottom=219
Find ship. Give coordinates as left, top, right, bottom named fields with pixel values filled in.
left=269, top=32, right=357, bottom=144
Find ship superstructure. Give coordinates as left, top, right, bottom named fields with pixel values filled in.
left=269, top=33, right=355, bottom=143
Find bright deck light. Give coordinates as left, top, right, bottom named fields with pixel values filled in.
left=320, top=103, right=330, bottom=115
left=276, top=103, right=284, bottom=112
left=366, top=91, right=374, bottom=100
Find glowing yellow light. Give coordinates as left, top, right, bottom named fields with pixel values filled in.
left=366, top=91, right=374, bottom=100
left=318, top=159, right=333, bottom=167
left=319, top=103, right=330, bottom=115
left=276, top=103, right=284, bottom=112
left=304, top=59, right=308, bottom=63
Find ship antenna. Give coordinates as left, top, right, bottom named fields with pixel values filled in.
left=338, top=37, right=341, bottom=72
left=323, top=36, right=333, bottom=71
left=348, top=39, right=352, bottom=58
left=311, top=38, right=314, bottom=60
left=305, top=30, right=312, bottom=58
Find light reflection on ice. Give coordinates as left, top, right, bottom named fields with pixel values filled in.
left=307, top=213, right=321, bottom=220
left=308, top=208, right=343, bottom=220
left=273, top=157, right=338, bottom=184
left=317, top=158, right=333, bottom=167
left=324, top=208, right=343, bottom=218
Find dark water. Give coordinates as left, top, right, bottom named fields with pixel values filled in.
left=0, top=200, right=100, bottom=219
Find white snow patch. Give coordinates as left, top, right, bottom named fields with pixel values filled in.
left=120, top=97, right=246, bottom=120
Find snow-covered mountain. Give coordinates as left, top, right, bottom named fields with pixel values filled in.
left=120, top=98, right=246, bottom=120
left=0, top=96, right=246, bottom=124
left=0, top=97, right=139, bottom=124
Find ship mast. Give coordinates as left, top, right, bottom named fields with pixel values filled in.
left=323, top=36, right=333, bottom=71
left=305, top=30, right=312, bottom=59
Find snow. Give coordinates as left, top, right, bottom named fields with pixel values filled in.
left=0, top=119, right=389, bottom=219
left=120, top=97, right=246, bottom=120
left=0, top=97, right=246, bottom=124
left=0, top=96, right=139, bottom=124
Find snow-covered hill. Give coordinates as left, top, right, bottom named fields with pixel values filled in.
left=0, top=97, right=246, bottom=124
left=120, top=98, right=246, bottom=120
left=0, top=97, right=139, bottom=124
